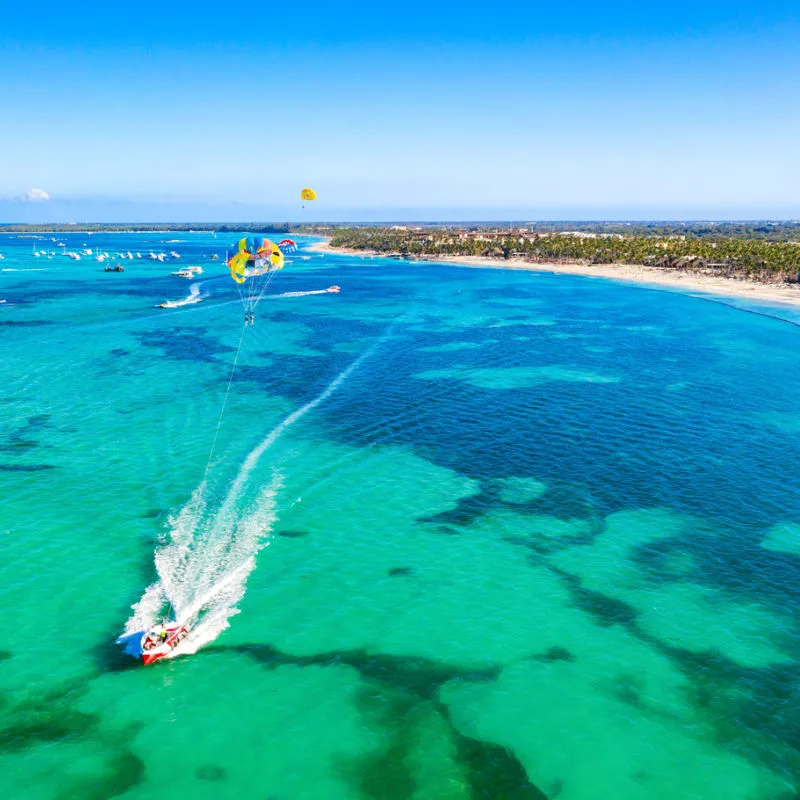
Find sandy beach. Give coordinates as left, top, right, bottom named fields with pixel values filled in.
left=311, top=239, right=800, bottom=310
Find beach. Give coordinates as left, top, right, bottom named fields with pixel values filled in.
left=312, top=239, right=800, bottom=308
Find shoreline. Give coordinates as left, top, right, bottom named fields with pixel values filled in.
left=310, top=239, right=800, bottom=310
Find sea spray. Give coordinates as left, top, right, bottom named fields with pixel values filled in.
left=120, top=474, right=280, bottom=657
left=120, top=341, right=387, bottom=658
left=157, top=281, right=204, bottom=308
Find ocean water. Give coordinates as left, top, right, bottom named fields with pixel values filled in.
left=1, top=232, right=799, bottom=799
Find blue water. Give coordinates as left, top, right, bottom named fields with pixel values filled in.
left=1, top=232, right=799, bottom=798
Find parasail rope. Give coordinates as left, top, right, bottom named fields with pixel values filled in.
left=236, top=280, right=248, bottom=313
left=202, top=322, right=247, bottom=483
left=254, top=267, right=280, bottom=308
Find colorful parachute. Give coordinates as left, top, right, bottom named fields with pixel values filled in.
left=279, top=239, right=297, bottom=254
left=300, top=188, right=316, bottom=202
left=226, top=237, right=285, bottom=317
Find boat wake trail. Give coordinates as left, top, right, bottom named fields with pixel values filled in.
left=271, top=287, right=339, bottom=299
left=120, top=343, right=380, bottom=660
left=156, top=282, right=203, bottom=308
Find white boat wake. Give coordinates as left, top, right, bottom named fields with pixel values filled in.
left=271, top=287, right=340, bottom=299
left=156, top=282, right=203, bottom=309
left=120, top=344, right=379, bottom=660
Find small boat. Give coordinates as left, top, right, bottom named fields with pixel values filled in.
left=140, top=622, right=188, bottom=666
left=171, top=269, right=194, bottom=278
left=210, top=254, right=219, bottom=261
left=170, top=251, right=180, bottom=259
left=327, top=285, right=341, bottom=293
left=185, top=266, right=203, bottom=275
left=105, top=264, right=125, bottom=272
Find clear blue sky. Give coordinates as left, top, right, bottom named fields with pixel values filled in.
left=2, top=0, right=799, bottom=221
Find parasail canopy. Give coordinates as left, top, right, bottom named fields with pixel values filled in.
left=227, top=237, right=284, bottom=284
left=226, top=237, right=285, bottom=315
left=300, top=188, right=316, bottom=202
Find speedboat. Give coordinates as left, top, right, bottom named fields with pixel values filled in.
left=171, top=269, right=194, bottom=278
left=327, top=285, right=341, bottom=293
left=140, top=622, right=188, bottom=665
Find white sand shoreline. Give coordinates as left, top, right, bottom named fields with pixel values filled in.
left=310, top=239, right=800, bottom=310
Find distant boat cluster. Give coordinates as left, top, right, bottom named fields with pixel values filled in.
left=27, top=246, right=190, bottom=263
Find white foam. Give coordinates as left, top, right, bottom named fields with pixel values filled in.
left=121, top=345, right=382, bottom=657
left=157, top=282, right=203, bottom=308
left=272, top=289, right=334, bottom=299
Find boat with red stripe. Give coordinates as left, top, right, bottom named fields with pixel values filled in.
left=140, top=622, right=188, bottom=666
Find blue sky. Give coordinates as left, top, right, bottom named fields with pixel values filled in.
left=1, top=1, right=799, bottom=221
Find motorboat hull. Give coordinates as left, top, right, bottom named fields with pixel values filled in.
left=140, top=624, right=188, bottom=665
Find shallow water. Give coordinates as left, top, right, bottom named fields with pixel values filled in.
left=1, top=233, right=799, bottom=799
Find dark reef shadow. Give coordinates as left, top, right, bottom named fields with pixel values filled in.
left=203, top=642, right=546, bottom=798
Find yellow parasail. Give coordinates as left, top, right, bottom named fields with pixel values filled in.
left=300, top=188, right=317, bottom=202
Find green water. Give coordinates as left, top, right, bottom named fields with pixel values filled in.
left=1, top=233, right=799, bottom=798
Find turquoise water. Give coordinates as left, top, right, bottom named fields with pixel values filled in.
left=1, top=232, right=799, bottom=799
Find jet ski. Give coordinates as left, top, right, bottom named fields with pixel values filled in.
left=327, top=285, right=341, bottom=293
left=140, top=622, right=188, bottom=665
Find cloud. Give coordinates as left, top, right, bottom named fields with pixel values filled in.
left=21, top=188, right=51, bottom=202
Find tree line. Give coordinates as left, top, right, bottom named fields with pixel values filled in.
left=330, top=228, right=800, bottom=282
